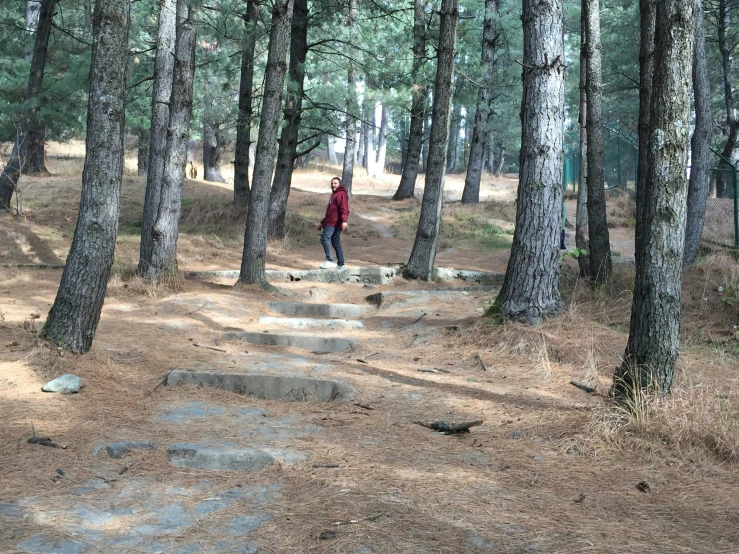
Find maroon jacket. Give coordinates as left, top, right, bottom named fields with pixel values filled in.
left=321, top=185, right=350, bottom=229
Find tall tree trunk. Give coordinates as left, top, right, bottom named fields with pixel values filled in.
left=203, top=105, right=225, bottom=183
left=635, top=0, right=656, bottom=250
left=684, top=0, right=712, bottom=267
left=493, top=141, right=505, bottom=176
left=83, top=0, right=92, bottom=37
left=717, top=0, right=736, bottom=198
left=576, top=1, right=591, bottom=277
left=234, top=0, right=259, bottom=203
left=267, top=0, right=309, bottom=240
left=26, top=1, right=41, bottom=31
left=394, top=0, right=428, bottom=200
left=239, top=0, right=294, bottom=287
left=446, top=100, right=461, bottom=172
left=25, top=0, right=55, bottom=176
left=340, top=0, right=358, bottom=196
left=358, top=106, right=366, bottom=168
left=327, top=134, right=338, bottom=164
left=137, top=128, right=149, bottom=176
left=365, top=105, right=377, bottom=177
left=400, top=116, right=409, bottom=170
left=404, top=0, right=458, bottom=280
left=0, top=0, right=55, bottom=208
left=40, top=0, right=130, bottom=354
left=584, top=0, right=612, bottom=282
left=376, top=102, right=389, bottom=174
left=462, top=0, right=498, bottom=204
left=485, top=140, right=494, bottom=174
left=492, top=0, right=565, bottom=324
left=613, top=0, right=694, bottom=397
left=145, top=1, right=196, bottom=281
left=138, top=0, right=177, bottom=275
left=421, top=109, right=430, bottom=173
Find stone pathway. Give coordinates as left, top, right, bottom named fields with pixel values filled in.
left=6, top=272, right=500, bottom=553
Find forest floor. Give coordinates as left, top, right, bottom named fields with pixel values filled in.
left=0, top=143, right=738, bottom=553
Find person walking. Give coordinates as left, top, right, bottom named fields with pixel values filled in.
left=317, top=176, right=349, bottom=269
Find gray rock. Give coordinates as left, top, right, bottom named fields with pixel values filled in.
left=105, top=441, right=157, bottom=459
left=16, top=535, right=89, bottom=554
left=41, top=374, right=83, bottom=394
left=167, top=444, right=275, bottom=471
left=226, top=513, right=272, bottom=536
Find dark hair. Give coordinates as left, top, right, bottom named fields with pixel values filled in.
left=331, top=176, right=342, bottom=184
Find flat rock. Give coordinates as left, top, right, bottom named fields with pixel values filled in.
left=41, top=374, right=83, bottom=394
left=222, top=330, right=358, bottom=353
left=432, top=268, right=504, bottom=285
left=258, top=316, right=364, bottom=330
left=166, top=369, right=355, bottom=401
left=366, top=290, right=473, bottom=308
left=186, top=266, right=398, bottom=285
left=16, top=535, right=89, bottom=554
left=167, top=444, right=275, bottom=471
left=104, top=441, right=158, bottom=459
left=266, top=301, right=373, bottom=318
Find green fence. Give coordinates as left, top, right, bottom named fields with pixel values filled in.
left=564, top=125, right=739, bottom=250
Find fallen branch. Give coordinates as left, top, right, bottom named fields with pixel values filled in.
left=192, top=343, right=227, bottom=353
left=313, top=463, right=341, bottom=468
left=570, top=380, right=596, bottom=394
left=353, top=402, right=373, bottom=410
left=414, top=420, right=483, bottom=435
left=28, top=436, right=67, bottom=449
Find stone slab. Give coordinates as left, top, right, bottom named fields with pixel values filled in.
left=366, top=290, right=473, bottom=308
left=167, top=444, right=274, bottom=471
left=266, top=301, right=373, bottom=318
left=258, top=316, right=364, bottom=330
left=186, top=267, right=398, bottom=284
left=223, top=330, right=358, bottom=353
left=166, top=369, right=354, bottom=401
left=432, top=268, right=504, bottom=285
left=105, top=441, right=158, bottom=459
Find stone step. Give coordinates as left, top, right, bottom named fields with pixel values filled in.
left=222, top=330, right=358, bottom=353
left=185, top=266, right=504, bottom=286
left=167, top=444, right=274, bottom=471
left=366, top=289, right=488, bottom=308
left=258, top=316, right=364, bottom=330
left=267, top=300, right=373, bottom=318
left=166, top=369, right=355, bottom=401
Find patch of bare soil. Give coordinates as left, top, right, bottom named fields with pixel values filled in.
left=0, top=147, right=738, bottom=552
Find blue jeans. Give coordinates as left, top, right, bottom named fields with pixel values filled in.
left=320, top=226, right=344, bottom=266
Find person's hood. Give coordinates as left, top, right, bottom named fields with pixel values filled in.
left=333, top=185, right=348, bottom=195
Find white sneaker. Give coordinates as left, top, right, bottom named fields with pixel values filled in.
left=319, top=261, right=336, bottom=269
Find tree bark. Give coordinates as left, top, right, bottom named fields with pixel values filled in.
left=234, top=0, right=259, bottom=203
left=358, top=106, right=366, bottom=168
left=137, top=128, right=149, bottom=176
left=393, top=0, right=428, bottom=200
left=327, top=134, right=338, bottom=164
left=203, top=110, right=225, bottom=183
left=340, top=0, right=358, bottom=196
left=421, top=108, right=430, bottom=173
left=493, top=140, right=505, bottom=176
left=24, top=0, right=55, bottom=176
left=267, top=0, right=309, bottom=240
left=584, top=0, right=612, bottom=282
left=144, top=1, right=196, bottom=281
left=576, top=1, right=591, bottom=277
left=613, top=0, right=694, bottom=397
left=138, top=0, right=177, bottom=275
left=404, top=0, right=458, bottom=280
left=376, top=102, right=389, bottom=174
left=26, top=1, right=41, bottom=31
left=365, top=103, right=377, bottom=176
left=0, top=0, right=55, bottom=208
left=492, top=0, right=565, bottom=325
left=446, top=100, right=461, bottom=172
left=461, top=0, right=498, bottom=204
left=239, top=0, right=294, bottom=287
left=635, top=0, right=656, bottom=250
left=683, top=0, right=712, bottom=267
left=40, top=0, right=130, bottom=354
left=717, top=0, right=736, bottom=198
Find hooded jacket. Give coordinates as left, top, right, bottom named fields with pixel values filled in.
left=321, top=185, right=350, bottom=229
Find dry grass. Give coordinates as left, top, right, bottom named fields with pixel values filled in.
left=607, top=194, right=636, bottom=228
